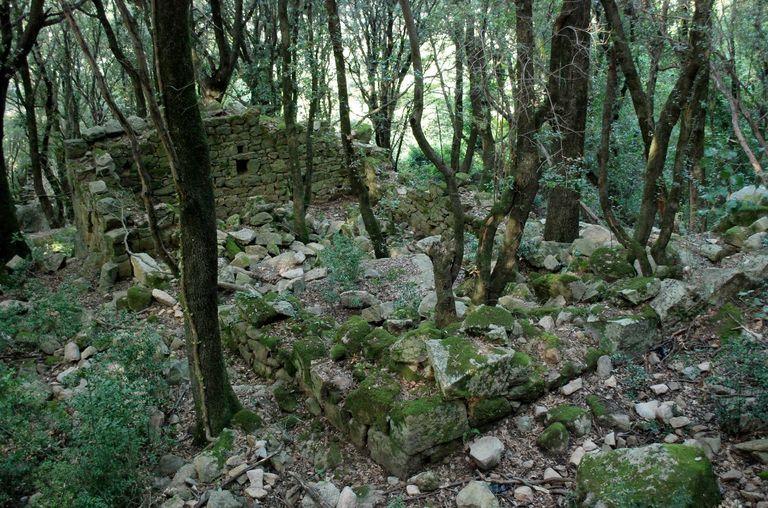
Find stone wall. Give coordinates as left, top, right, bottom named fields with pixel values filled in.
left=64, top=109, right=387, bottom=272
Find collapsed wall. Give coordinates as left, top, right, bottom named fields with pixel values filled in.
left=64, top=109, right=387, bottom=276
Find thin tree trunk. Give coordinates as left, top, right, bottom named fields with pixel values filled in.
left=326, top=0, right=388, bottom=258
left=0, top=77, right=30, bottom=262
left=279, top=0, right=307, bottom=242
left=152, top=0, right=241, bottom=442
left=400, top=0, right=464, bottom=326
left=19, top=58, right=60, bottom=228
left=63, top=4, right=179, bottom=277
left=303, top=0, right=319, bottom=206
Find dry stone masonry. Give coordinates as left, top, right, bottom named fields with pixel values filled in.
left=64, top=109, right=387, bottom=278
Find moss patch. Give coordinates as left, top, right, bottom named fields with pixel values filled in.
left=344, top=371, right=400, bottom=431
left=462, top=305, right=516, bottom=332
left=231, top=409, right=262, bottom=433
left=575, top=444, right=721, bottom=507
left=589, top=247, right=635, bottom=281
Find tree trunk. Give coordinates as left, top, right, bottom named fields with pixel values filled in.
left=0, top=76, right=30, bottom=263
left=279, top=0, right=307, bottom=242
left=19, top=58, right=60, bottom=228
left=543, top=0, right=591, bottom=243
left=152, top=0, right=240, bottom=442
left=326, top=0, right=388, bottom=258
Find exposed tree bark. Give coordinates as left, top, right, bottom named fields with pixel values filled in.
left=279, top=0, right=308, bottom=242
left=653, top=68, right=709, bottom=260
left=60, top=25, right=81, bottom=139
left=711, top=63, right=765, bottom=183
left=400, top=0, right=464, bottom=326
left=325, top=0, right=388, bottom=258
left=601, top=0, right=713, bottom=272
left=19, top=57, right=60, bottom=228
left=152, top=0, right=241, bottom=442
left=543, top=0, right=592, bottom=242
left=303, top=0, right=320, bottom=206
left=0, top=0, right=49, bottom=263
left=200, top=0, right=253, bottom=102
left=472, top=0, right=554, bottom=304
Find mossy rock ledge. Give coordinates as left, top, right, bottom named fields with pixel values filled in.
left=575, top=444, right=721, bottom=507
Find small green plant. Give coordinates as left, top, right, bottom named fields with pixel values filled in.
left=320, top=234, right=364, bottom=294
left=0, top=282, right=84, bottom=354
left=392, top=281, right=420, bottom=319
left=712, top=336, right=768, bottom=434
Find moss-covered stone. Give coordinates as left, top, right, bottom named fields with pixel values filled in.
left=723, top=225, right=751, bottom=248
left=585, top=394, right=608, bottom=421
left=224, top=235, right=242, bottom=259
left=273, top=384, right=299, bottom=412
left=362, top=328, right=397, bottom=361
left=426, top=336, right=534, bottom=399
left=547, top=405, right=591, bottom=437
left=230, top=409, right=262, bottom=432
left=389, top=322, right=443, bottom=365
left=530, top=273, right=580, bottom=302
left=537, top=422, right=569, bottom=454
left=343, top=372, right=400, bottom=431
left=234, top=291, right=284, bottom=327
left=292, top=335, right=329, bottom=385
left=330, top=343, right=348, bottom=360
left=126, top=285, right=152, bottom=311
left=603, top=311, right=660, bottom=354
left=468, top=397, right=514, bottom=427
left=613, top=277, right=661, bottom=305
left=589, top=247, right=635, bottom=281
left=462, top=305, right=517, bottom=333
left=389, top=396, right=469, bottom=454
left=335, top=315, right=373, bottom=354
left=575, top=444, right=721, bottom=507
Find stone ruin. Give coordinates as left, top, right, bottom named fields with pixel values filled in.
left=63, top=108, right=388, bottom=280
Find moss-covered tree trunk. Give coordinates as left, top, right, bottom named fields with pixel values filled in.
left=152, top=0, right=240, bottom=442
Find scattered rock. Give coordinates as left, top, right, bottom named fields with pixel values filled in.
left=469, top=436, right=505, bottom=470
left=513, top=485, right=534, bottom=502
left=455, top=481, right=500, bottom=508
left=560, top=377, right=583, bottom=396
left=596, top=355, right=612, bottom=378
left=64, top=342, right=81, bottom=362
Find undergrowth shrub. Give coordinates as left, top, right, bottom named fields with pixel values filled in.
left=0, top=318, right=172, bottom=507
left=320, top=234, right=363, bottom=295
left=712, top=335, right=768, bottom=434
left=0, top=282, right=84, bottom=354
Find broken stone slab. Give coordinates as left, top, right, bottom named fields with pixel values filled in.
left=468, top=436, right=504, bottom=470
left=456, top=481, right=500, bottom=508
left=649, top=279, right=694, bottom=322
left=389, top=397, right=469, bottom=455
left=130, top=253, right=171, bottom=288
left=340, top=290, right=379, bottom=309
left=603, top=312, right=660, bottom=354
left=152, top=288, right=178, bottom=307
left=230, top=227, right=257, bottom=245
left=425, top=336, right=535, bottom=399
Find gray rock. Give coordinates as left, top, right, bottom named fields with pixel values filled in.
left=193, top=452, right=222, bottom=483
left=469, top=436, right=505, bottom=470
left=408, top=470, right=440, bottom=492
left=744, top=232, right=767, bottom=251
left=64, top=342, right=81, bottom=362
left=650, top=279, right=693, bottom=322
left=207, top=489, right=242, bottom=508
left=596, top=355, right=613, bottom=378
left=604, top=314, right=660, bottom=353
left=340, top=290, right=378, bottom=309
left=159, top=454, right=186, bottom=476
left=456, top=481, right=500, bottom=508
left=301, top=480, right=340, bottom=507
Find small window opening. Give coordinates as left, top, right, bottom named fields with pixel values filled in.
left=235, top=144, right=247, bottom=174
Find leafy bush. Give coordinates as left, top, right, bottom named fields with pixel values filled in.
left=392, top=281, right=420, bottom=320
left=0, top=321, right=171, bottom=507
left=0, top=364, right=63, bottom=505
left=712, top=336, right=768, bottom=434
left=320, top=234, right=364, bottom=293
